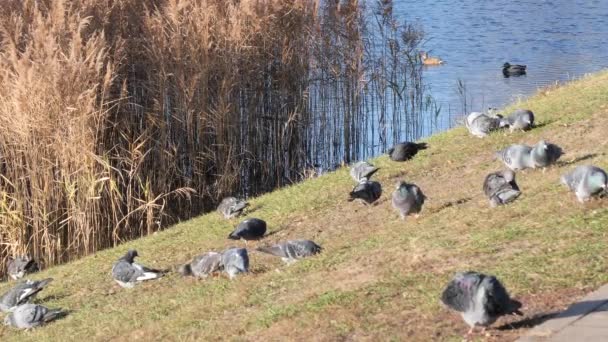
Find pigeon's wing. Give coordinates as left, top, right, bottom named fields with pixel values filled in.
left=194, top=253, right=222, bottom=275
left=483, top=172, right=508, bottom=198
left=112, top=261, right=140, bottom=282
left=441, top=272, right=483, bottom=312
left=291, top=240, right=322, bottom=258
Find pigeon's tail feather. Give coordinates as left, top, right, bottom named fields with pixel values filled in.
left=178, top=264, right=193, bottom=276
left=43, top=308, right=68, bottom=323
left=36, top=278, right=54, bottom=289
left=232, top=201, right=249, bottom=213
left=415, top=142, right=428, bottom=150
left=387, top=148, right=394, bottom=156
left=228, top=231, right=241, bottom=240
left=136, top=271, right=163, bottom=281
left=510, top=299, right=523, bottom=315
left=496, top=189, right=521, bottom=205
left=256, top=245, right=287, bottom=258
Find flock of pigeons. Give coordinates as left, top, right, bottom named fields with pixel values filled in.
left=1, top=107, right=607, bottom=336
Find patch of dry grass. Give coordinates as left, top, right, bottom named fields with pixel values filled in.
left=1, top=71, right=608, bottom=341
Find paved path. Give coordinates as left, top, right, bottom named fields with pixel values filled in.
left=518, top=284, right=608, bottom=342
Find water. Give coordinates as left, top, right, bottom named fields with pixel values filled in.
left=393, top=0, right=608, bottom=132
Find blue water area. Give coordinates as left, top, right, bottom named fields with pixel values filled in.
left=394, top=0, right=608, bottom=132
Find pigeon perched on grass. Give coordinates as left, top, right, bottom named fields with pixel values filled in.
left=561, top=165, right=608, bottom=203
left=350, top=161, right=379, bottom=182
left=530, top=140, right=563, bottom=168
left=499, top=109, right=535, bottom=132
left=483, top=170, right=521, bottom=207
left=221, top=248, right=249, bottom=279
left=391, top=181, right=426, bottom=219
left=0, top=278, right=53, bottom=313
left=388, top=142, right=428, bottom=161
left=111, top=250, right=165, bottom=288
left=4, top=303, right=66, bottom=329
left=7, top=256, right=39, bottom=280
left=465, top=112, right=502, bottom=138
left=441, top=271, right=523, bottom=335
left=228, top=218, right=267, bottom=243
left=256, top=240, right=322, bottom=264
left=348, top=180, right=382, bottom=205
left=217, top=197, right=249, bottom=219
left=178, top=252, right=222, bottom=278
left=496, top=140, right=563, bottom=171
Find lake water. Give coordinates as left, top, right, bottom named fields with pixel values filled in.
left=393, top=0, right=608, bottom=133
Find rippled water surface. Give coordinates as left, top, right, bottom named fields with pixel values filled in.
left=394, top=0, right=608, bottom=132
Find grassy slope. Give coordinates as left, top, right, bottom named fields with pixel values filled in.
left=2, top=71, right=608, bottom=341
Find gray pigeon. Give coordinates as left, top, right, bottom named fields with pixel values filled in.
left=499, top=109, right=535, bottom=132
left=178, top=252, right=222, bottom=278
left=465, top=112, right=502, bottom=138
left=256, top=240, right=322, bottom=264
left=441, top=271, right=523, bottom=335
left=220, top=248, right=249, bottom=279
left=483, top=170, right=521, bottom=207
left=4, top=303, right=66, bottom=329
left=228, top=218, right=267, bottom=242
left=0, top=278, right=53, bottom=313
left=391, top=181, right=426, bottom=219
left=217, top=197, right=249, bottom=219
left=348, top=180, right=382, bottom=205
left=561, top=165, right=608, bottom=203
left=530, top=140, right=563, bottom=168
left=350, top=161, right=379, bottom=182
left=495, top=144, right=533, bottom=171
left=7, top=256, right=39, bottom=280
left=111, top=250, right=165, bottom=288
left=388, top=142, right=428, bottom=161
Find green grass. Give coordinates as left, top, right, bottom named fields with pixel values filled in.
left=2, top=71, right=608, bottom=341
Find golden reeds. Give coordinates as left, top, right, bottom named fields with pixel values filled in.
left=0, top=0, right=426, bottom=276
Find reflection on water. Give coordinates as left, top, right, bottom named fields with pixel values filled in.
left=394, top=0, right=608, bottom=132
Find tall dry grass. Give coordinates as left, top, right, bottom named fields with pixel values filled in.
left=0, top=0, right=426, bottom=276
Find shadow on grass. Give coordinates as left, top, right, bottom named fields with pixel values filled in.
left=429, top=197, right=473, bottom=214
left=556, top=153, right=598, bottom=167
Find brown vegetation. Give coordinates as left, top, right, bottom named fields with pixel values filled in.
left=0, top=0, right=425, bottom=276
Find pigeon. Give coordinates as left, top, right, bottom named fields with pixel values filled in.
left=228, top=218, right=267, bottom=242
left=256, top=240, right=322, bottom=264
left=465, top=112, right=502, bottom=138
left=391, top=181, right=426, bottom=219
left=499, top=109, right=535, bottom=132
left=350, top=161, right=379, bottom=182
left=495, top=144, right=533, bottom=171
left=7, top=256, right=39, bottom=280
left=0, top=278, right=53, bottom=313
left=388, top=142, right=428, bottom=161
left=220, top=248, right=249, bottom=279
left=111, top=250, right=165, bottom=288
left=4, top=303, right=66, bottom=329
left=178, top=252, right=222, bottom=278
left=441, top=271, right=523, bottom=335
left=530, top=140, right=563, bottom=168
left=483, top=170, right=521, bottom=207
left=348, top=180, right=382, bottom=205
left=561, top=165, right=608, bottom=203
left=217, top=197, right=249, bottom=219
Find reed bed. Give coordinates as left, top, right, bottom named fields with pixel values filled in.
left=0, top=0, right=427, bottom=276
